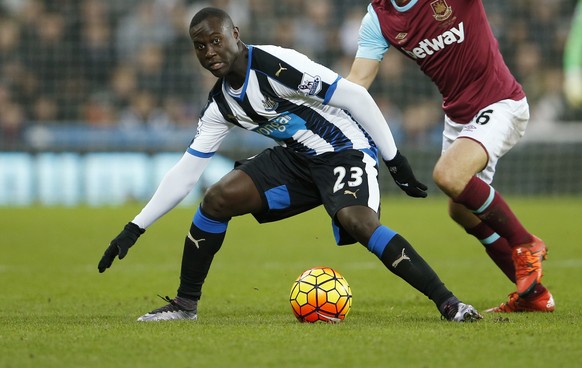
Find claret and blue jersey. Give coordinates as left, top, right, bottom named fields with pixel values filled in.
left=358, top=0, right=524, bottom=124
left=187, top=45, right=376, bottom=158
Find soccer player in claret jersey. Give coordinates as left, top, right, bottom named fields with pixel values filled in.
left=347, top=0, right=554, bottom=312
left=98, top=7, right=482, bottom=322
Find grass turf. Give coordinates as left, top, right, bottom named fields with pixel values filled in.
left=1, top=197, right=581, bottom=367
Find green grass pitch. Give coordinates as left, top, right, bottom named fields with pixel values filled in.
left=1, top=197, right=581, bottom=367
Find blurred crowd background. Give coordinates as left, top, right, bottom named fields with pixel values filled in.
left=0, top=0, right=580, bottom=151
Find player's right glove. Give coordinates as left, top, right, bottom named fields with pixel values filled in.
left=384, top=151, right=428, bottom=198
left=98, top=222, right=145, bottom=273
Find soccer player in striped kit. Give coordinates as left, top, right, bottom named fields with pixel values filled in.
left=347, top=0, right=554, bottom=312
left=98, top=7, right=482, bottom=322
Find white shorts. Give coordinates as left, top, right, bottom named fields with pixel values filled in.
left=442, top=98, right=530, bottom=184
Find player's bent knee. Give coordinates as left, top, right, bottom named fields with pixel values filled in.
left=201, top=184, right=232, bottom=218
left=432, top=164, right=449, bottom=189
left=202, top=179, right=261, bottom=219
left=337, top=211, right=380, bottom=244
left=433, top=165, right=466, bottom=197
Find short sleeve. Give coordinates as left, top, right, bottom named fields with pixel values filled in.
left=355, top=4, right=390, bottom=61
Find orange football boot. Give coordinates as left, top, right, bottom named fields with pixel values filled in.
left=512, top=235, right=547, bottom=296
left=485, top=289, right=555, bottom=313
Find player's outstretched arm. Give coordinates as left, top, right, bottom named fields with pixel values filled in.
left=97, top=152, right=212, bottom=272
left=346, top=57, right=381, bottom=90
left=327, top=78, right=397, bottom=160
left=327, top=78, right=427, bottom=198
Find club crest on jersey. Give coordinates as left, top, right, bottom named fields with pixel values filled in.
left=262, top=96, right=279, bottom=111
left=298, top=73, right=322, bottom=96
left=431, top=0, right=452, bottom=21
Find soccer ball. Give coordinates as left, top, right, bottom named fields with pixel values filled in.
left=289, top=266, right=352, bottom=323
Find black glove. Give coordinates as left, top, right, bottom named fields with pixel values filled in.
left=98, top=222, right=145, bottom=273
left=384, top=151, right=428, bottom=198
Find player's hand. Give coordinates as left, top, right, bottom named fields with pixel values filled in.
left=384, top=151, right=428, bottom=198
left=98, top=222, right=145, bottom=273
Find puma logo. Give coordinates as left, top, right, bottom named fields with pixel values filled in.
left=344, top=189, right=359, bottom=199
left=187, top=233, right=205, bottom=248
left=275, top=63, right=288, bottom=77
left=391, top=248, right=411, bottom=268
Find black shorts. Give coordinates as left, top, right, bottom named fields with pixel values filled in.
left=235, top=146, right=381, bottom=245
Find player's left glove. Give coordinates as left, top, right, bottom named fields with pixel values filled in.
left=98, top=222, right=145, bottom=273
left=384, top=151, right=428, bottom=198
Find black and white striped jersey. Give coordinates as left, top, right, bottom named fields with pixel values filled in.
left=187, top=45, right=377, bottom=158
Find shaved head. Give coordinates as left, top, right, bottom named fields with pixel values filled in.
left=189, top=7, right=234, bottom=31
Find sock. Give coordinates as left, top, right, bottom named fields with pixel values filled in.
left=174, top=296, right=198, bottom=310
left=466, top=222, right=515, bottom=282
left=177, top=207, right=228, bottom=301
left=454, top=176, right=532, bottom=246
left=367, top=226, right=454, bottom=310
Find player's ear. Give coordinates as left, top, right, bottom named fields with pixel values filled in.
left=232, top=26, right=240, bottom=41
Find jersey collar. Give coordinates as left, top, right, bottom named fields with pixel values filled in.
left=223, top=45, right=254, bottom=102
left=390, top=0, right=419, bottom=12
